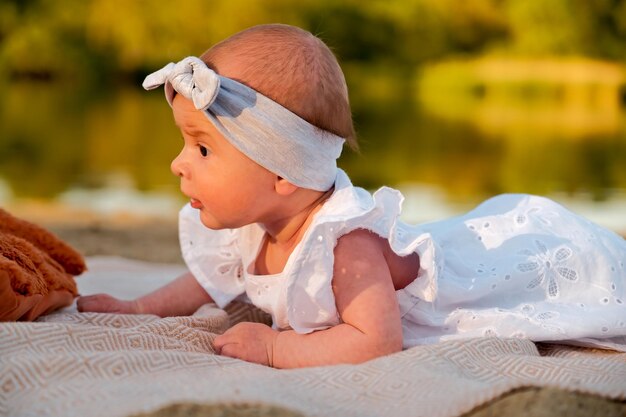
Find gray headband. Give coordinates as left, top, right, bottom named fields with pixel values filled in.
left=142, top=56, right=344, bottom=191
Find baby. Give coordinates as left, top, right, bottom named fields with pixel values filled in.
left=78, top=24, right=626, bottom=368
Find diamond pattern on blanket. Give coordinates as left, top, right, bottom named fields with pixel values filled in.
left=1, top=311, right=625, bottom=417
left=223, top=301, right=273, bottom=326
left=5, top=312, right=227, bottom=357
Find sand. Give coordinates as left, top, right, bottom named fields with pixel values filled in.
left=29, top=215, right=626, bottom=417
left=48, top=219, right=183, bottom=264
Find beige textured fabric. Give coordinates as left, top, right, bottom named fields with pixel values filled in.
left=1, top=310, right=625, bottom=417
left=1, top=258, right=625, bottom=417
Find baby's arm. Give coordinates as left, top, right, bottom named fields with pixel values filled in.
left=214, top=229, right=404, bottom=368
left=77, top=271, right=214, bottom=317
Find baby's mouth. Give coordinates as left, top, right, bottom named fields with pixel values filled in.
left=190, top=198, right=203, bottom=209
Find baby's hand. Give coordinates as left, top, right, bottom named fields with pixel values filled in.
left=213, top=322, right=278, bottom=366
left=77, top=294, right=142, bottom=314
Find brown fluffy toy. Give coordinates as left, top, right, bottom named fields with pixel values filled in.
left=0, top=208, right=87, bottom=321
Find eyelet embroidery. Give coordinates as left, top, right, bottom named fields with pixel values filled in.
left=511, top=206, right=558, bottom=227
left=516, top=240, right=579, bottom=299
left=213, top=241, right=243, bottom=281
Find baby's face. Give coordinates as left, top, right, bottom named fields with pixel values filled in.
left=170, top=94, right=276, bottom=229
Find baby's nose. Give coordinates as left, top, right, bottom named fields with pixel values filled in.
left=170, top=152, right=187, bottom=178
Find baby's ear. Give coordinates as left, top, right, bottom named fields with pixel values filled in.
left=274, top=176, right=299, bottom=196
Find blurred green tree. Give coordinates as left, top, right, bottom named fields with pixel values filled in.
left=2, top=0, right=625, bottom=83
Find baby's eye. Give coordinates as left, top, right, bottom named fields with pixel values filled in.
left=198, top=145, right=209, bottom=157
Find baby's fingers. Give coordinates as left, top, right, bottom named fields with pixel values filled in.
left=212, top=332, right=232, bottom=354
left=76, top=294, right=104, bottom=312
left=77, top=294, right=124, bottom=313
left=217, top=343, right=242, bottom=359
left=213, top=331, right=246, bottom=358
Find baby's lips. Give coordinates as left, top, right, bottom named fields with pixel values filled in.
left=190, top=198, right=203, bottom=209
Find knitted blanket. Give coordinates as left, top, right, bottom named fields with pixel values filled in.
left=1, top=257, right=624, bottom=417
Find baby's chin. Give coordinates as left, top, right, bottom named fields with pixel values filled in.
left=198, top=210, right=239, bottom=231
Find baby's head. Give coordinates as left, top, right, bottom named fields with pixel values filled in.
left=200, top=24, right=356, bottom=150
left=144, top=24, right=354, bottom=228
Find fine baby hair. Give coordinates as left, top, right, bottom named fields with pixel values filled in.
left=200, top=24, right=356, bottom=149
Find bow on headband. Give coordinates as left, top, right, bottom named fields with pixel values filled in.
left=143, top=57, right=220, bottom=110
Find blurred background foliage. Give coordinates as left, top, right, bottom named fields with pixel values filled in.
left=1, top=0, right=625, bottom=225
left=2, top=0, right=625, bottom=79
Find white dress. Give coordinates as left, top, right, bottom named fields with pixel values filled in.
left=180, top=169, right=626, bottom=350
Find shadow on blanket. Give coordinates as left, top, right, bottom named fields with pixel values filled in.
left=130, top=402, right=304, bottom=417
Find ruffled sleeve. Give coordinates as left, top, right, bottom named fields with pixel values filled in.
left=284, top=170, right=441, bottom=334
left=178, top=204, right=244, bottom=308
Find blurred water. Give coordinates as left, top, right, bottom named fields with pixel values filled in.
left=1, top=76, right=625, bottom=231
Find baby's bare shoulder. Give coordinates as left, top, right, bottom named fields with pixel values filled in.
left=333, top=228, right=419, bottom=291
left=335, top=228, right=385, bottom=251
left=333, top=228, right=387, bottom=270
